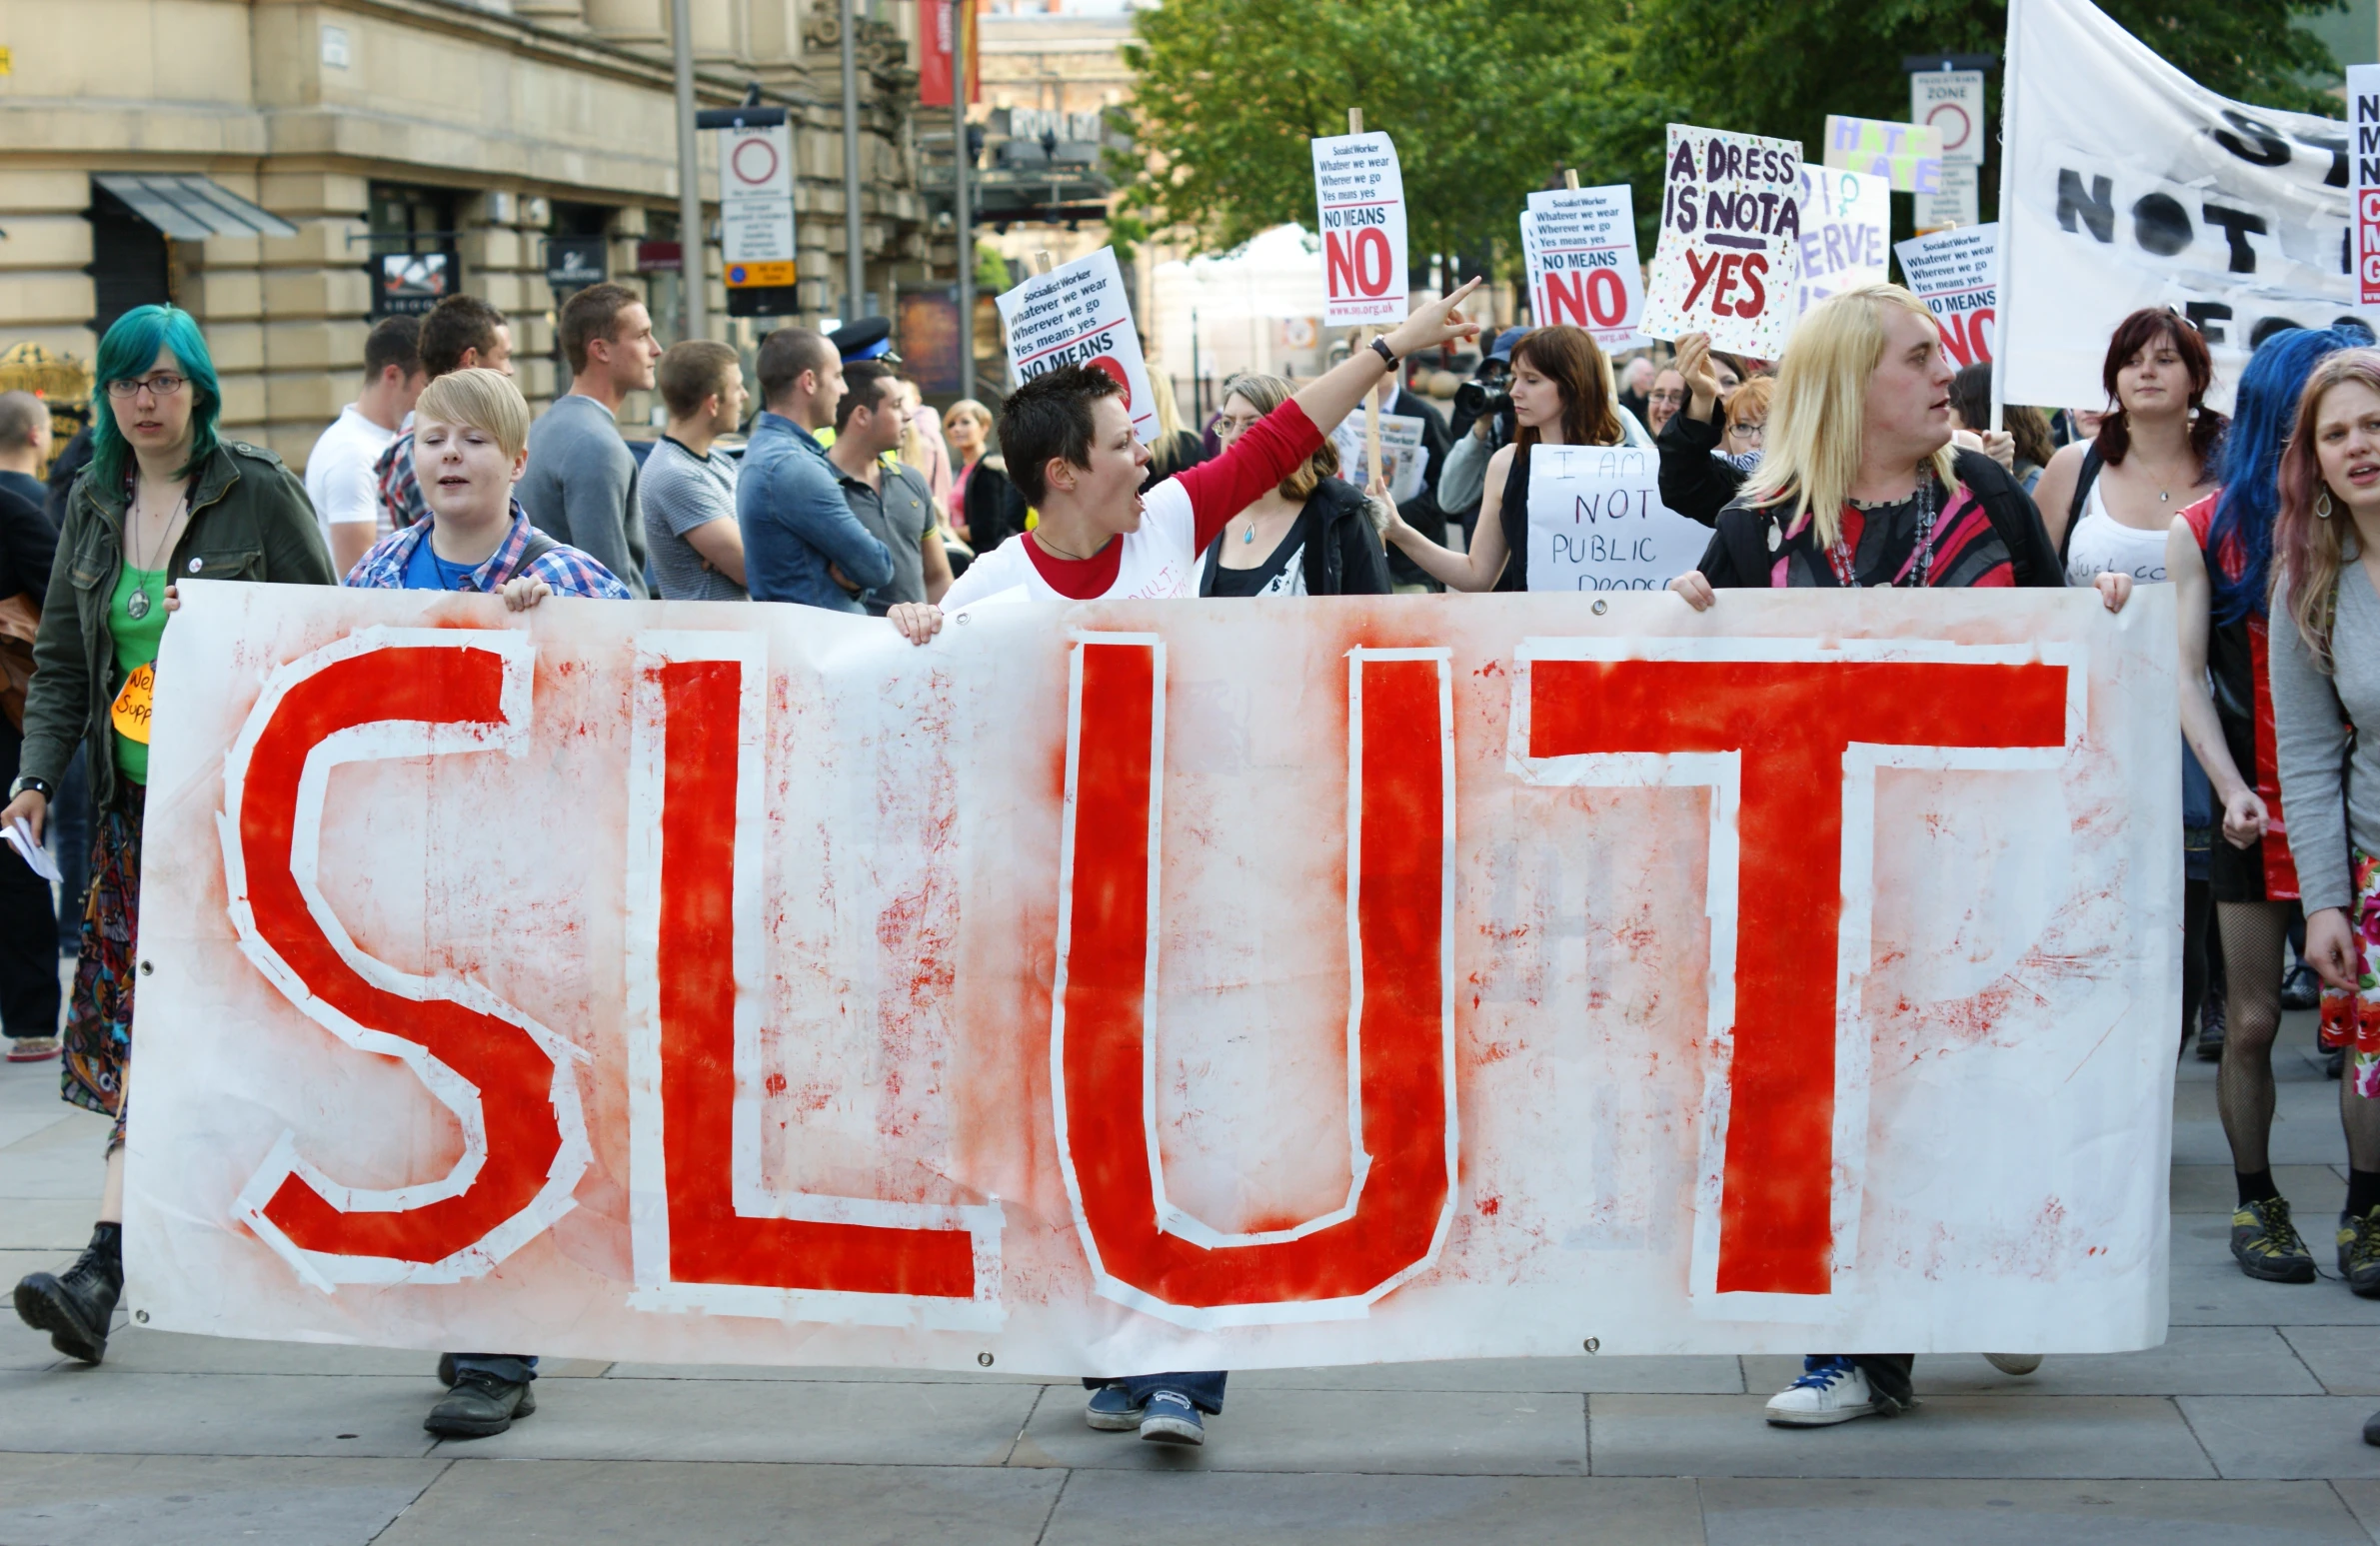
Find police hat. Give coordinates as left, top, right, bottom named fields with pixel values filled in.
left=831, top=317, right=900, bottom=364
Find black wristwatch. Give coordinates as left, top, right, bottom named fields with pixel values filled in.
left=1369, top=337, right=1398, bottom=369
left=8, top=774, right=52, bottom=802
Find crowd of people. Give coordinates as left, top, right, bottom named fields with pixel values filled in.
left=1, top=270, right=2375, bottom=1450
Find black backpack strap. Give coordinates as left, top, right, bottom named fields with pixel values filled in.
left=502, top=530, right=559, bottom=585
left=2060, top=444, right=2103, bottom=564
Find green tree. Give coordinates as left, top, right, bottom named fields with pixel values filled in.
left=1117, top=0, right=2346, bottom=267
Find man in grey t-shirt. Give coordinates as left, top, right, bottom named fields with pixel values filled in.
left=826, top=361, right=950, bottom=614
left=520, top=283, right=662, bottom=598
left=643, top=340, right=749, bottom=601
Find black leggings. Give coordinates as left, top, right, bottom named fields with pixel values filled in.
left=2182, top=878, right=2225, bottom=1048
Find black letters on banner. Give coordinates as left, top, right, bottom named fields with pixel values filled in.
left=2130, top=193, right=2192, bottom=257
left=2200, top=204, right=2268, bottom=273
left=2060, top=171, right=2116, bottom=243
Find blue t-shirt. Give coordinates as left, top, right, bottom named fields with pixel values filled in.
left=402, top=535, right=487, bottom=592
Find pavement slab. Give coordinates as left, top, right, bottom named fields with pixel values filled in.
left=1015, top=1387, right=1588, bottom=1475
left=1695, top=1478, right=2373, bottom=1544
left=0, top=1452, right=448, bottom=1546
left=1041, top=1471, right=1706, bottom=1545
left=2178, top=1397, right=2380, bottom=1479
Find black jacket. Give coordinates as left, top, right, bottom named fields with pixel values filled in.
left=1655, top=407, right=1746, bottom=529
left=1385, top=387, right=1453, bottom=590
left=1695, top=449, right=2062, bottom=590
left=1199, top=476, right=1391, bottom=598
left=961, top=456, right=1031, bottom=554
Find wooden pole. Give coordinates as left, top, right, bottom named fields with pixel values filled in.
left=1563, top=168, right=1579, bottom=190
left=1348, top=108, right=1362, bottom=135
left=1030, top=249, right=1054, bottom=276
left=1363, top=329, right=1383, bottom=490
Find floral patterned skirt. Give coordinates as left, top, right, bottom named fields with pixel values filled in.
left=62, top=782, right=142, bottom=1151
left=2318, top=846, right=2380, bottom=1098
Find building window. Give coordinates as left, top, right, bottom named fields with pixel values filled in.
left=88, top=187, right=172, bottom=336
left=369, top=184, right=459, bottom=317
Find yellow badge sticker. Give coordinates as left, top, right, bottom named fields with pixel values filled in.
left=111, top=663, right=153, bottom=745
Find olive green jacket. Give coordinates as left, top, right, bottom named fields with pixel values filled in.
left=20, top=439, right=336, bottom=808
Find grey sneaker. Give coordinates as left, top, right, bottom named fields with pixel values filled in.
left=1140, top=1390, right=1205, bottom=1445
left=1085, top=1383, right=1144, bottom=1431
left=2231, top=1196, right=2317, bottom=1283
left=1984, top=1353, right=2043, bottom=1376
left=424, top=1371, right=536, bottom=1438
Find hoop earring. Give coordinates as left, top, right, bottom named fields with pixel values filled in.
left=2317, top=489, right=2335, bottom=521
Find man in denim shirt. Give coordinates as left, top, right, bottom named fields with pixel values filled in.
left=737, top=327, right=893, bottom=611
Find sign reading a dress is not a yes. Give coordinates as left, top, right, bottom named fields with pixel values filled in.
left=1640, top=124, right=1804, bottom=358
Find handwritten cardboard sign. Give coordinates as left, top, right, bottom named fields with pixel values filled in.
left=1824, top=115, right=1943, bottom=195
left=1794, top=167, right=1891, bottom=319
left=997, top=246, right=1158, bottom=442
left=1641, top=124, right=1804, bottom=358
left=1311, top=130, right=1408, bottom=326
left=1521, top=184, right=1644, bottom=348
left=1524, top=444, right=1711, bottom=592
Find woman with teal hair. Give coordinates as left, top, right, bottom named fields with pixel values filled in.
left=4, top=304, right=333, bottom=1365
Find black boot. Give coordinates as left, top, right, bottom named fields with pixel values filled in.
left=14, top=1221, right=123, bottom=1364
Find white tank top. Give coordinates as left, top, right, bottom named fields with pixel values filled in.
left=2063, top=477, right=2171, bottom=586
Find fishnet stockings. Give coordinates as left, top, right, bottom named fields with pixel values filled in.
left=2219, top=898, right=2380, bottom=1176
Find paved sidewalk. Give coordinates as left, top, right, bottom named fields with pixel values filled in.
left=4, top=1016, right=2378, bottom=1544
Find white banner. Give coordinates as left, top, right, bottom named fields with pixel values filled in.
left=1311, top=130, right=1409, bottom=326
left=128, top=584, right=2176, bottom=1373
left=997, top=247, right=1158, bottom=442
left=1522, top=184, right=1645, bottom=348
left=2002, top=0, right=2359, bottom=412
left=1642, top=124, right=1806, bottom=357
left=1899, top=223, right=2003, bottom=367
left=1794, top=167, right=1892, bottom=321
left=1330, top=409, right=1427, bottom=502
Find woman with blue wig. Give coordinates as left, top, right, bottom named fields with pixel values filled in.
left=2167, top=321, right=2380, bottom=1294
left=4, top=305, right=333, bottom=1364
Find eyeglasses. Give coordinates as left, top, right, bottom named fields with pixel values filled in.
left=1214, top=414, right=1262, bottom=435
left=1648, top=389, right=1686, bottom=407
left=106, top=374, right=187, bottom=401
left=1730, top=422, right=1766, bottom=442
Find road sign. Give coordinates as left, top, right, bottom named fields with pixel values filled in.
left=1910, top=69, right=1986, bottom=166
left=718, top=118, right=798, bottom=317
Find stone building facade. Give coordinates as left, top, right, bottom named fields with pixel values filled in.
left=0, top=0, right=962, bottom=470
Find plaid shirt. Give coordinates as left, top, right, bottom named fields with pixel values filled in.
left=375, top=429, right=429, bottom=531
left=345, top=501, right=632, bottom=599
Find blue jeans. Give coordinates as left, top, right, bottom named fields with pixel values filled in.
left=449, top=1353, right=538, bottom=1385
left=1082, top=1371, right=1226, bottom=1413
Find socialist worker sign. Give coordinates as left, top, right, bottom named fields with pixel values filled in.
left=126, top=585, right=2176, bottom=1373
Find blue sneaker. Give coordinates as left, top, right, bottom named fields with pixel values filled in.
left=1140, top=1389, right=1204, bottom=1445
left=1085, top=1383, right=1144, bottom=1431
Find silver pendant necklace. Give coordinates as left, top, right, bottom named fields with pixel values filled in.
left=125, top=489, right=188, bottom=621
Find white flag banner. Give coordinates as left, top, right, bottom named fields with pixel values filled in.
left=2001, top=0, right=2359, bottom=411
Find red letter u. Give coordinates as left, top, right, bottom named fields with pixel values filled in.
left=1053, top=637, right=1456, bottom=1329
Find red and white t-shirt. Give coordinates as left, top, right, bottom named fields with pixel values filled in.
left=941, top=403, right=1322, bottom=608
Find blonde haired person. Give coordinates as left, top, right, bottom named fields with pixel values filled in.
left=1199, top=372, right=1389, bottom=597
left=1663, top=285, right=2127, bottom=1432
left=1670, top=284, right=2116, bottom=606
left=944, top=396, right=995, bottom=532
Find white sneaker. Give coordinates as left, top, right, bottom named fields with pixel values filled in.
left=1764, top=1359, right=1884, bottom=1426
left=1984, top=1353, right=2043, bottom=1376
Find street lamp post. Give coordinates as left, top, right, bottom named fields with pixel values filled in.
left=669, top=0, right=706, bottom=341
left=841, top=0, right=865, bottom=320
left=953, top=0, right=973, bottom=400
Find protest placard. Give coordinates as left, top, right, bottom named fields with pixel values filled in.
left=134, top=582, right=2175, bottom=1370
left=1641, top=124, right=1804, bottom=358
left=1824, top=114, right=1944, bottom=195
left=1330, top=407, right=1426, bottom=502
left=2354, top=65, right=2380, bottom=307
left=1521, top=184, right=1644, bottom=347
left=996, top=246, right=1157, bottom=442
left=1794, top=166, right=1891, bottom=319
left=1915, top=160, right=1982, bottom=235
left=2001, top=0, right=2356, bottom=410
left=1896, top=222, right=2001, bottom=366
left=1524, top=444, right=1710, bottom=591
left=1311, top=130, right=1408, bottom=325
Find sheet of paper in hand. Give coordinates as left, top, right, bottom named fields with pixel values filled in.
left=1641, top=124, right=1804, bottom=358
left=1525, top=443, right=1711, bottom=593
left=997, top=247, right=1158, bottom=442
left=1330, top=409, right=1427, bottom=503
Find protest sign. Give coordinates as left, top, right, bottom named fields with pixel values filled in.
left=997, top=246, right=1157, bottom=441
left=1794, top=166, right=1892, bottom=319
left=1521, top=184, right=1644, bottom=347
left=1825, top=115, right=1944, bottom=195
left=1523, top=444, right=1709, bottom=591
left=1912, top=70, right=1986, bottom=165
left=1311, top=130, right=1408, bottom=325
left=2353, top=65, right=2380, bottom=307
left=1641, top=124, right=1805, bottom=357
left=129, top=582, right=2174, bottom=1371
left=1898, top=222, right=2001, bottom=366
left=1916, top=160, right=1982, bottom=236
left=2001, top=0, right=2359, bottom=411
left=1330, top=407, right=1426, bottom=502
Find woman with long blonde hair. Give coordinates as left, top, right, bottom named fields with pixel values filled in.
left=1670, top=284, right=2086, bottom=603
left=2264, top=350, right=2380, bottom=1349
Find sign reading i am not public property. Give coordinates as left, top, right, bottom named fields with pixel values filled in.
left=997, top=247, right=1158, bottom=443
left=1641, top=124, right=1804, bottom=358
left=1524, top=444, right=1710, bottom=592
left=1311, top=130, right=1408, bottom=326
left=1522, top=184, right=1644, bottom=348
